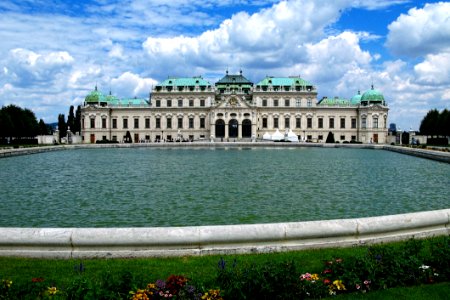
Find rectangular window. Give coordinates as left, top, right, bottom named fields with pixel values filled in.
left=307, top=135, right=312, bottom=140
left=90, top=118, right=95, bottom=129
left=102, top=118, right=106, bottom=129
left=200, top=99, right=205, bottom=107
left=351, top=118, right=356, bottom=129
left=123, top=118, right=128, bottom=129
left=189, top=99, right=194, bottom=107
left=178, top=99, right=183, bottom=107
left=200, top=117, right=205, bottom=128
left=318, top=118, right=323, bottom=128
left=156, top=100, right=160, bottom=107
left=178, top=118, right=183, bottom=129
left=156, top=118, right=161, bottom=129
left=274, top=99, right=279, bottom=107
left=112, top=119, right=117, bottom=129
left=102, top=135, right=107, bottom=141
left=340, top=135, right=345, bottom=140
left=373, top=118, right=379, bottom=129
left=307, top=118, right=312, bottom=129
left=284, top=117, right=290, bottom=129
left=274, top=117, right=279, bottom=128
left=351, top=135, right=356, bottom=141
left=145, top=118, right=150, bottom=129
left=134, top=118, right=139, bottom=129
left=145, top=135, right=150, bottom=141
left=262, top=118, right=268, bottom=128
left=112, top=135, right=117, bottom=141
left=167, top=118, right=172, bottom=129
left=189, top=118, right=194, bottom=128
left=318, top=135, right=323, bottom=140
left=262, top=99, right=267, bottom=107
left=285, top=99, right=290, bottom=107
left=296, top=99, right=301, bottom=107
left=307, top=99, right=312, bottom=107
left=167, top=100, right=172, bottom=107
left=296, top=117, right=301, bottom=128
left=329, top=118, right=334, bottom=129
left=362, top=117, right=367, bottom=129
left=340, top=118, right=345, bottom=129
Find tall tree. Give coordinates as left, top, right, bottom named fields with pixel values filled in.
left=67, top=105, right=75, bottom=133
left=58, top=114, right=67, bottom=141
left=73, top=105, right=81, bottom=134
left=38, top=119, right=49, bottom=135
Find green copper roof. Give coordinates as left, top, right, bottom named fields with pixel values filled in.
left=85, top=87, right=149, bottom=106
left=361, top=86, right=384, bottom=102
left=256, top=76, right=313, bottom=87
left=216, top=71, right=253, bottom=86
left=318, top=97, right=352, bottom=106
left=351, top=91, right=362, bottom=105
left=157, top=77, right=211, bottom=87
left=85, top=86, right=107, bottom=103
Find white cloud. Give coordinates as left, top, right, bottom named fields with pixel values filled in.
left=386, top=2, right=450, bottom=57
left=110, top=72, right=158, bottom=98
left=4, top=48, right=74, bottom=87
left=414, top=52, right=450, bottom=86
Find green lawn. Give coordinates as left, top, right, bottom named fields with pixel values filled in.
left=0, top=236, right=448, bottom=299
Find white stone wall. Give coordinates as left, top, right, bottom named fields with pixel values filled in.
left=0, top=209, right=448, bottom=258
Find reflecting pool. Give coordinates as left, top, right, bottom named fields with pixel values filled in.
left=0, top=147, right=448, bottom=227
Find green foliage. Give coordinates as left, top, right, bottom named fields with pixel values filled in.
left=420, top=108, right=450, bottom=137
left=325, top=131, right=335, bottom=143
left=0, top=104, right=39, bottom=141
left=0, top=237, right=449, bottom=299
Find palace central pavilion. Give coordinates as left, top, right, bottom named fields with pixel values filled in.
left=81, top=71, right=389, bottom=143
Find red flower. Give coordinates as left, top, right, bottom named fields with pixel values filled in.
left=323, top=279, right=331, bottom=285
left=323, top=269, right=332, bottom=274
left=32, top=277, right=44, bottom=283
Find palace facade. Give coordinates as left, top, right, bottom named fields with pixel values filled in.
left=81, top=71, right=389, bottom=143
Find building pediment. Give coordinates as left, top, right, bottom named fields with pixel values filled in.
left=215, top=95, right=252, bottom=109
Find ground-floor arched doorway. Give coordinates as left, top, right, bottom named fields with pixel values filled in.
left=229, top=119, right=238, bottom=138
left=215, top=119, right=225, bottom=138
left=242, top=119, right=252, bottom=138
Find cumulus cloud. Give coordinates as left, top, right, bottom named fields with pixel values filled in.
left=414, top=52, right=450, bottom=86
left=110, top=72, right=158, bottom=98
left=386, top=2, right=450, bottom=57
left=4, top=48, right=74, bottom=87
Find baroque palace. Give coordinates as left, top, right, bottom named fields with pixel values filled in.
left=81, top=71, right=389, bottom=143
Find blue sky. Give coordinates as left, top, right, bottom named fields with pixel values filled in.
left=1, top=0, right=449, bottom=130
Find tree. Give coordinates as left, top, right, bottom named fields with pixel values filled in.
left=0, top=105, right=38, bottom=140
left=58, top=114, right=67, bottom=141
left=38, top=119, right=50, bottom=135
left=325, top=131, right=335, bottom=143
left=419, top=109, right=440, bottom=136
left=67, top=105, right=75, bottom=133
left=73, top=105, right=81, bottom=134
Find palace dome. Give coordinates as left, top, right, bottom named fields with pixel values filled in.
left=351, top=91, right=362, bottom=105
left=85, top=86, right=106, bottom=104
left=361, top=86, right=384, bottom=103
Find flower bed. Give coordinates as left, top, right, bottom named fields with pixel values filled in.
left=1, top=236, right=449, bottom=299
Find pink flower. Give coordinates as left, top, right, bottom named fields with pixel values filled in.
left=355, top=284, right=361, bottom=290
left=364, top=280, right=371, bottom=285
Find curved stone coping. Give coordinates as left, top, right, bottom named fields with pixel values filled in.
left=383, top=145, right=450, bottom=163
left=0, top=209, right=448, bottom=258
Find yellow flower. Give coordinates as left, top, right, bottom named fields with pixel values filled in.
left=47, top=286, right=58, bottom=295
left=202, top=289, right=223, bottom=300
left=333, top=280, right=346, bottom=291
left=311, top=273, right=319, bottom=281
left=2, top=279, right=12, bottom=288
